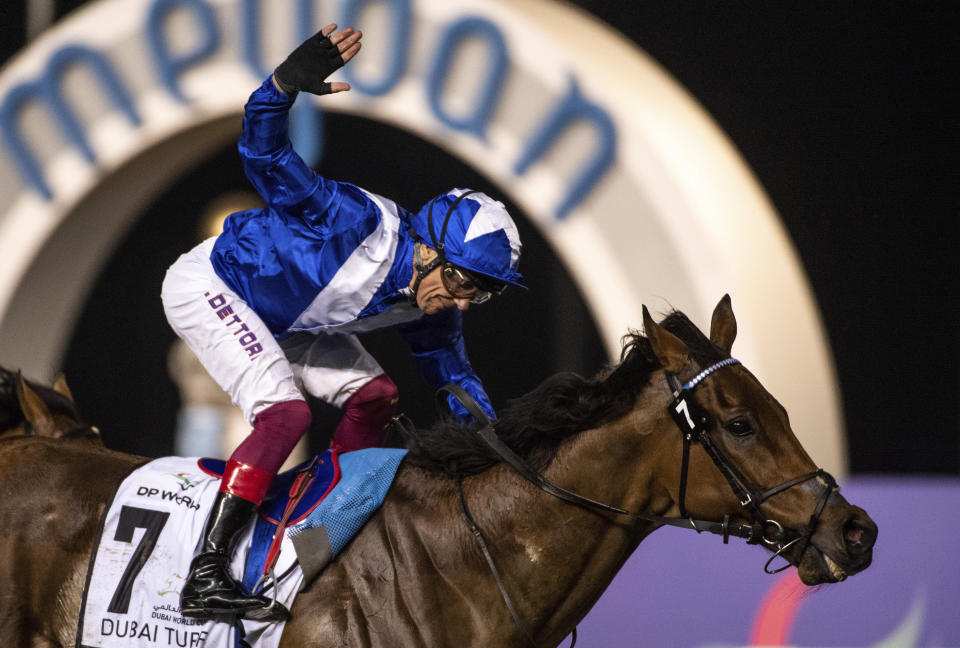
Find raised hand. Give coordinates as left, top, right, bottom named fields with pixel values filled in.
left=273, top=24, right=363, bottom=96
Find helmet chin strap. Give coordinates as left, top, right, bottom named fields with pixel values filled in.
left=409, top=241, right=442, bottom=307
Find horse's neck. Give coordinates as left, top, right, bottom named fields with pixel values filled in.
left=461, top=417, right=670, bottom=642
left=290, top=416, right=671, bottom=646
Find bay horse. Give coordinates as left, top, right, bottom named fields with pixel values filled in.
left=0, top=296, right=876, bottom=647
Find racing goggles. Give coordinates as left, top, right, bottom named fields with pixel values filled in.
left=441, top=263, right=507, bottom=304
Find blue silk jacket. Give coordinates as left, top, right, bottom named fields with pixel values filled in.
left=209, top=77, right=494, bottom=419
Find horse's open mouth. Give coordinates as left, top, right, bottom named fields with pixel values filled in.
left=798, top=543, right=873, bottom=585
left=798, top=547, right=846, bottom=585
left=822, top=553, right=848, bottom=581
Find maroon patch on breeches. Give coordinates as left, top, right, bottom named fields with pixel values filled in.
left=229, top=400, right=312, bottom=482
left=333, top=374, right=399, bottom=452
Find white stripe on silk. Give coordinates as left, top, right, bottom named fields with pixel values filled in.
left=289, top=190, right=402, bottom=331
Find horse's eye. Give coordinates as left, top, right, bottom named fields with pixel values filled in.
left=725, top=418, right=754, bottom=437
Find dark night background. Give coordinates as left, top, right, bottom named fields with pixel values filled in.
left=0, top=1, right=955, bottom=474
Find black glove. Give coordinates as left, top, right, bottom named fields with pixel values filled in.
left=274, top=30, right=345, bottom=95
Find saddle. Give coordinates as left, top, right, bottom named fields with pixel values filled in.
left=200, top=452, right=339, bottom=593
left=199, top=452, right=339, bottom=527
left=200, top=447, right=406, bottom=592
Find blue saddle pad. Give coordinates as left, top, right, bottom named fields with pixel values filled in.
left=197, top=448, right=407, bottom=593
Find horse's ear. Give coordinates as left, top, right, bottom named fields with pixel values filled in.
left=709, top=294, right=737, bottom=355
left=52, top=373, right=75, bottom=402
left=642, top=305, right=689, bottom=372
left=16, top=373, right=58, bottom=436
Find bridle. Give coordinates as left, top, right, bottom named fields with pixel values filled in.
left=437, top=357, right=838, bottom=647
left=664, top=359, right=837, bottom=570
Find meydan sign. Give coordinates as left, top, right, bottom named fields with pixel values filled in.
left=0, top=0, right=844, bottom=473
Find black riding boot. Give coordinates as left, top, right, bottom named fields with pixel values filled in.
left=180, top=492, right=289, bottom=622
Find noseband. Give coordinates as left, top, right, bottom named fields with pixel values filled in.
left=436, top=358, right=838, bottom=646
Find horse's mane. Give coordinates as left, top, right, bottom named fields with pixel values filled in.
left=0, top=367, right=82, bottom=431
left=401, top=310, right=726, bottom=476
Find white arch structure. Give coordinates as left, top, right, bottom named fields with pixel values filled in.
left=0, top=0, right=846, bottom=473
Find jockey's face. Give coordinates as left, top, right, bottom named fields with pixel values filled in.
left=416, top=268, right=472, bottom=314
left=411, top=245, right=472, bottom=314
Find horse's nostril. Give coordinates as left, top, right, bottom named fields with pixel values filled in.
left=843, top=518, right=876, bottom=553
left=846, top=526, right=864, bottom=545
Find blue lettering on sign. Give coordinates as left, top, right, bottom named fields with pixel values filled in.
left=0, top=0, right=616, bottom=215
left=240, top=0, right=269, bottom=79
left=339, top=0, right=411, bottom=96
left=514, top=76, right=616, bottom=219
left=295, top=0, right=314, bottom=43
left=289, top=0, right=324, bottom=168
left=426, top=16, right=507, bottom=140
left=0, top=45, right=141, bottom=200
left=147, top=0, right=221, bottom=103
left=238, top=0, right=324, bottom=167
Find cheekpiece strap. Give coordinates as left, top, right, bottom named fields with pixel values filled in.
left=408, top=243, right=443, bottom=307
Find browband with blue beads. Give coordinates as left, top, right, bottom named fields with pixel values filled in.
left=678, top=357, right=741, bottom=393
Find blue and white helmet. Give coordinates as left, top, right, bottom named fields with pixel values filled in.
left=410, top=188, right=525, bottom=289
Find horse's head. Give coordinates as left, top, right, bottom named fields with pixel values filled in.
left=641, top=296, right=876, bottom=585
left=0, top=367, right=100, bottom=441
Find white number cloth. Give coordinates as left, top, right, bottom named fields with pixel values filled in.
left=77, top=457, right=303, bottom=648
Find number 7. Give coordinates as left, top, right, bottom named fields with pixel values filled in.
left=107, top=505, right=170, bottom=614
left=674, top=398, right=696, bottom=431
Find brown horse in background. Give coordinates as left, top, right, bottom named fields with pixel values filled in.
left=0, top=297, right=876, bottom=647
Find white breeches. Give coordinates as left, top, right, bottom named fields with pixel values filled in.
left=161, top=239, right=384, bottom=424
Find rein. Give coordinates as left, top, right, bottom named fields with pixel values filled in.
left=438, top=358, right=838, bottom=645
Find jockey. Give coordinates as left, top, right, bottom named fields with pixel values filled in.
left=160, top=24, right=524, bottom=622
